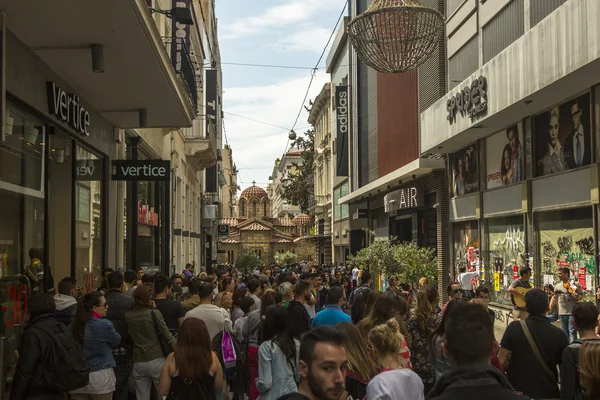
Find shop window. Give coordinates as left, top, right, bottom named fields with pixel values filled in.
left=453, top=221, right=480, bottom=277
left=487, top=216, right=526, bottom=305
left=451, top=144, right=478, bottom=197
left=538, top=207, right=596, bottom=301
left=74, top=146, right=104, bottom=293
left=533, top=92, right=591, bottom=177
left=0, top=105, right=46, bottom=278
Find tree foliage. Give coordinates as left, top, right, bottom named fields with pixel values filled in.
left=347, top=236, right=437, bottom=289
left=236, top=249, right=261, bottom=277
left=273, top=251, right=298, bottom=266
left=280, top=129, right=315, bottom=213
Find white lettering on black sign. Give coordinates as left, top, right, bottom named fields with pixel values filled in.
left=47, top=82, right=91, bottom=136
left=384, top=187, right=423, bottom=213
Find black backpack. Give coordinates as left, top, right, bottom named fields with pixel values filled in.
left=30, top=322, right=90, bottom=392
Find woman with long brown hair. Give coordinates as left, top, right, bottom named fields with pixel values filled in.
left=357, top=291, right=412, bottom=369
left=337, top=323, right=379, bottom=400
left=406, top=285, right=441, bottom=393
left=579, top=342, right=600, bottom=399
left=158, top=318, right=224, bottom=399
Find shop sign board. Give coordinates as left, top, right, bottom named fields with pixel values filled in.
left=352, top=209, right=368, bottom=220
left=111, top=160, right=170, bottom=181
left=205, top=69, right=218, bottom=193
left=171, top=0, right=191, bottom=72
left=138, top=202, right=159, bottom=227
left=447, top=76, right=487, bottom=123
left=75, top=160, right=103, bottom=181
left=486, top=123, right=524, bottom=189
left=47, top=82, right=91, bottom=136
left=335, top=85, right=349, bottom=176
left=384, top=187, right=423, bottom=213
left=218, top=224, right=230, bottom=236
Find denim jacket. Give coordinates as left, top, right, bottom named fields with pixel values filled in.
left=257, top=339, right=300, bottom=400
left=83, top=318, right=121, bottom=372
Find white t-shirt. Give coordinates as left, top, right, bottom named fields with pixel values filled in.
left=458, top=272, right=478, bottom=291
left=352, top=268, right=360, bottom=280
left=304, top=294, right=316, bottom=319
left=366, top=369, right=424, bottom=400
left=234, top=315, right=248, bottom=340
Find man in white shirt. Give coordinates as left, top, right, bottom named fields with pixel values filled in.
left=185, top=282, right=232, bottom=340
left=457, top=266, right=478, bottom=300
left=351, top=267, right=360, bottom=287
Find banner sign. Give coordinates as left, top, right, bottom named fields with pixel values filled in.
left=111, top=160, right=170, bottom=181
left=170, top=0, right=191, bottom=73
left=205, top=69, right=218, bottom=193
left=335, top=85, right=349, bottom=176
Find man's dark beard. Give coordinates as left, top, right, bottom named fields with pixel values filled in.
left=307, top=366, right=344, bottom=400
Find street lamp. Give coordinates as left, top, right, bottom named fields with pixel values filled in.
left=288, top=130, right=297, bottom=141
left=348, top=0, right=444, bottom=74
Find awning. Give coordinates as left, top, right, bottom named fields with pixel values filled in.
left=338, top=158, right=445, bottom=205
left=1, top=0, right=195, bottom=128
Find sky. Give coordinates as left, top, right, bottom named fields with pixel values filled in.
left=215, top=0, right=348, bottom=193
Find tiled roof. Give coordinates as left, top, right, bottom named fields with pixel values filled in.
left=221, top=238, right=240, bottom=244
left=240, top=222, right=270, bottom=231
left=220, top=218, right=239, bottom=227
left=240, top=185, right=268, bottom=199
left=274, top=217, right=295, bottom=227
left=292, top=213, right=312, bottom=226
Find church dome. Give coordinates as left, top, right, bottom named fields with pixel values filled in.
left=241, top=184, right=268, bottom=199
left=292, top=213, right=312, bottom=226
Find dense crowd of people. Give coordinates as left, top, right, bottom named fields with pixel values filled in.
left=7, top=262, right=600, bottom=400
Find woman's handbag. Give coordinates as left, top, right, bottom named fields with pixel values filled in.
left=151, top=309, right=173, bottom=357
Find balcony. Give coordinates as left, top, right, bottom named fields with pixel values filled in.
left=307, top=194, right=330, bottom=214
left=0, top=0, right=196, bottom=128
left=161, top=37, right=201, bottom=111
left=183, top=119, right=217, bottom=172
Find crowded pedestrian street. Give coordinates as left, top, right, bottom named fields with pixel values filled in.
left=1, top=0, right=600, bottom=399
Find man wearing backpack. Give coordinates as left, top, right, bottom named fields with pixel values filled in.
left=10, top=292, right=89, bottom=400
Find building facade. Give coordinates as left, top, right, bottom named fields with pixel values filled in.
left=268, top=149, right=303, bottom=217
left=221, top=145, right=239, bottom=218
left=338, top=0, right=449, bottom=298
left=308, top=83, right=333, bottom=265
left=420, top=0, right=600, bottom=327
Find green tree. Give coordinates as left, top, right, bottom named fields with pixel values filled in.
left=347, top=236, right=399, bottom=274
left=273, top=251, right=298, bottom=266
left=236, top=249, right=261, bottom=277
left=280, top=129, right=315, bottom=213
left=394, top=242, right=437, bottom=289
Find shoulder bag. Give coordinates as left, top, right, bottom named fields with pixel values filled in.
left=151, top=309, right=173, bottom=357
left=519, top=320, right=557, bottom=381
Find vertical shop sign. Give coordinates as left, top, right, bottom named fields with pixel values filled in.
left=0, top=13, right=5, bottom=142
left=512, top=265, right=519, bottom=281
left=578, top=266, right=586, bottom=290
left=205, top=69, right=218, bottom=193
left=335, top=85, right=349, bottom=176
left=170, top=0, right=191, bottom=73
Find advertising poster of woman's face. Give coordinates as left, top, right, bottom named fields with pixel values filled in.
left=486, top=124, right=524, bottom=189
left=534, top=93, right=591, bottom=177
left=452, top=144, right=478, bottom=197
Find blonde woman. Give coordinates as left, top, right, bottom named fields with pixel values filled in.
left=337, top=323, right=379, bottom=400
left=366, top=319, right=424, bottom=400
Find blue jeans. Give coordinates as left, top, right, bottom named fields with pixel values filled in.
left=559, top=314, right=578, bottom=343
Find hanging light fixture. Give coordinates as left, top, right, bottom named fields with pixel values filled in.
left=348, top=0, right=444, bottom=74
left=288, top=129, right=297, bottom=141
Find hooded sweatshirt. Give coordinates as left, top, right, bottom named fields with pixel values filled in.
left=54, top=294, right=77, bottom=326
left=427, top=364, right=531, bottom=400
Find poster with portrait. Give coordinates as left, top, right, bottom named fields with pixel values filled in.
left=534, top=93, right=591, bottom=177
left=451, top=143, right=478, bottom=197
left=486, top=123, right=524, bottom=189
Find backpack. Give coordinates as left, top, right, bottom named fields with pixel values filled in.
left=30, top=322, right=90, bottom=392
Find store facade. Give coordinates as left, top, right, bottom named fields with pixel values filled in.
left=420, top=0, right=600, bottom=331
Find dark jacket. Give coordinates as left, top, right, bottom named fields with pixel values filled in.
left=561, top=338, right=600, bottom=400
left=125, top=307, right=174, bottom=363
left=286, top=300, right=310, bottom=339
left=53, top=294, right=77, bottom=327
left=427, top=364, right=531, bottom=400
left=105, top=288, right=134, bottom=351
left=9, top=314, right=68, bottom=400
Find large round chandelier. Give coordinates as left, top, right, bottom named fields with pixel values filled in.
left=348, top=0, right=444, bottom=74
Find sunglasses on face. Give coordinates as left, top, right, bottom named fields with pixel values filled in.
left=452, top=289, right=462, bottom=293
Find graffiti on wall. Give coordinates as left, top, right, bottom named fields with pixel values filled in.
left=488, top=225, right=526, bottom=306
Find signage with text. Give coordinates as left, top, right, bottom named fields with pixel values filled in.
left=205, top=69, right=218, bottom=193
left=75, top=160, right=103, bottom=181
left=447, top=76, right=487, bottom=123
left=335, top=85, right=349, bottom=176
left=47, top=82, right=91, bottom=135
left=111, top=160, right=170, bottom=181
left=218, top=224, right=230, bottom=236
left=171, top=0, right=191, bottom=72
left=384, top=187, right=424, bottom=213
